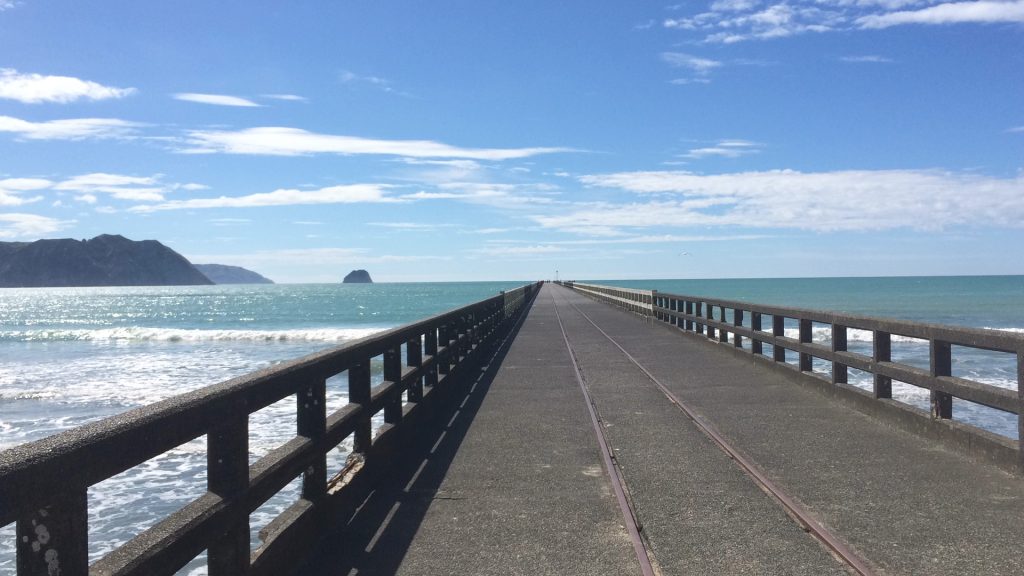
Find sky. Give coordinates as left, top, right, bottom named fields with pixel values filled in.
left=0, top=0, right=1022, bottom=283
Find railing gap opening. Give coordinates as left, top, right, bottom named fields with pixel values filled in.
left=810, top=321, right=831, bottom=345
left=812, top=357, right=832, bottom=379
left=87, top=439, right=209, bottom=564
left=844, top=367, right=874, bottom=392
left=889, top=379, right=931, bottom=413
left=889, top=335, right=930, bottom=371
left=950, top=346, right=1017, bottom=385
left=782, top=348, right=797, bottom=367
left=953, top=398, right=1020, bottom=440
left=250, top=474, right=303, bottom=551
left=847, top=328, right=874, bottom=357
left=324, top=371, right=350, bottom=415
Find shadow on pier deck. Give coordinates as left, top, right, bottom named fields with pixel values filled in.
left=303, top=283, right=1024, bottom=576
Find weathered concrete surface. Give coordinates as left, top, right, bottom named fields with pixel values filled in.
left=303, top=284, right=640, bottom=575
left=304, top=283, right=1024, bottom=575
left=549, top=287, right=848, bottom=575
left=551, top=283, right=1024, bottom=576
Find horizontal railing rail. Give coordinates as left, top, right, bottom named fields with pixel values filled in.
left=558, top=281, right=1023, bottom=472
left=562, top=281, right=654, bottom=317
left=0, top=282, right=542, bottom=576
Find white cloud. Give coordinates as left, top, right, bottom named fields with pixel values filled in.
left=682, top=139, right=763, bottom=159
left=261, top=94, right=308, bottom=102
left=367, top=222, right=455, bottom=231
left=840, top=55, right=895, bottom=62
left=1009, top=126, right=1024, bottom=133
left=711, top=0, right=762, bottom=11
left=131, top=184, right=395, bottom=212
left=0, top=115, right=141, bottom=140
left=0, top=1, right=17, bottom=11
left=0, top=213, right=72, bottom=239
left=395, top=158, right=488, bottom=184
left=670, top=78, right=713, bottom=85
left=180, top=126, right=572, bottom=160
left=858, top=0, right=1024, bottom=28
left=173, top=93, right=261, bottom=107
left=471, top=244, right=569, bottom=257
left=338, top=70, right=411, bottom=96
left=0, top=173, right=200, bottom=205
left=209, top=218, right=251, bottom=224
left=340, top=70, right=390, bottom=86
left=398, top=181, right=564, bottom=212
left=0, top=190, right=40, bottom=206
left=661, top=52, right=723, bottom=73
left=0, top=178, right=52, bottom=191
left=665, top=0, right=1024, bottom=42
left=537, top=169, right=1024, bottom=233
left=0, top=69, right=136, bottom=104
left=53, top=173, right=186, bottom=202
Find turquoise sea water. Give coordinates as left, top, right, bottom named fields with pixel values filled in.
left=592, top=275, right=1024, bottom=328
left=590, top=275, right=1023, bottom=443
left=0, top=277, right=1021, bottom=573
left=0, top=281, right=525, bottom=574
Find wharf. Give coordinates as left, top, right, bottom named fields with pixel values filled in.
left=303, top=283, right=1024, bottom=575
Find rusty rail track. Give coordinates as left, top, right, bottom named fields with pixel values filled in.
left=556, top=289, right=878, bottom=576
left=551, top=292, right=658, bottom=576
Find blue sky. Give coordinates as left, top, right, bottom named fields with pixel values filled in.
left=0, top=0, right=1021, bottom=282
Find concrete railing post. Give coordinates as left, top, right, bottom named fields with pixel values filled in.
left=207, top=416, right=250, bottom=575
left=772, top=315, right=786, bottom=363
left=930, top=340, right=953, bottom=419
left=384, top=345, right=403, bottom=424
left=349, top=360, right=372, bottom=453
left=17, top=491, right=88, bottom=576
left=751, top=312, right=763, bottom=355
left=832, top=325, right=849, bottom=385
left=799, top=319, right=813, bottom=372
left=873, top=331, right=892, bottom=398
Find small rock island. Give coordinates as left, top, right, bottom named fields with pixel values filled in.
left=343, top=269, right=373, bottom=284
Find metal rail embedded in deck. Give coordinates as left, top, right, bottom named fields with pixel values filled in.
left=558, top=281, right=1024, bottom=473
left=0, top=283, right=541, bottom=576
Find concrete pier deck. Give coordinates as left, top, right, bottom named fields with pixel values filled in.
left=304, top=283, right=1024, bottom=575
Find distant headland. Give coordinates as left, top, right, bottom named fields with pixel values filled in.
left=0, top=235, right=273, bottom=287
left=193, top=264, right=274, bottom=285
left=343, top=269, right=373, bottom=284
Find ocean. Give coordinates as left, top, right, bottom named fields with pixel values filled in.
left=1, top=277, right=1021, bottom=573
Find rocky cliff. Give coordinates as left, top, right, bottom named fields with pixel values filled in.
left=0, top=234, right=214, bottom=287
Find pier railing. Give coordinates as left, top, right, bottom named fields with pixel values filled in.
left=0, top=282, right=541, bottom=576
left=558, top=281, right=1023, bottom=473
left=561, top=281, right=654, bottom=316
